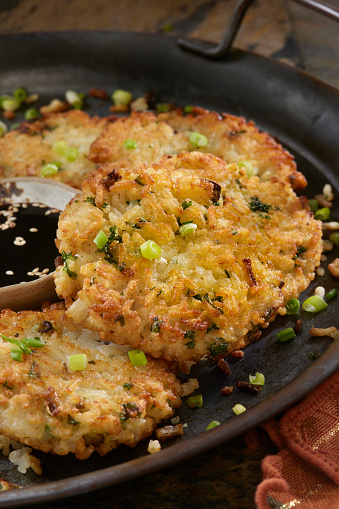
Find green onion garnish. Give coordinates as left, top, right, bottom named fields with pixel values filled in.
left=24, top=107, right=38, bottom=120
left=2, top=98, right=20, bottom=111
left=140, top=240, right=162, bottom=260
left=65, top=90, right=83, bottom=109
left=189, top=132, right=208, bottom=148
left=14, top=87, right=27, bottom=102
left=314, top=207, right=330, bottom=221
left=22, top=337, right=44, bottom=348
left=156, top=103, right=171, bottom=113
left=0, top=333, right=31, bottom=353
left=285, top=298, right=300, bottom=315
left=124, top=139, right=137, bottom=149
left=52, top=140, right=79, bottom=162
left=249, top=372, right=265, bottom=386
left=329, top=233, right=339, bottom=246
left=10, top=349, right=23, bottom=362
left=232, top=404, right=246, bottom=415
left=238, top=160, right=254, bottom=178
left=206, top=420, right=221, bottom=431
left=0, top=120, right=8, bottom=137
left=277, top=327, right=296, bottom=342
left=187, top=394, right=203, bottom=408
left=68, top=354, right=88, bottom=371
left=302, top=295, right=328, bottom=313
left=184, top=105, right=193, bottom=113
left=112, top=89, right=133, bottom=106
left=179, top=223, right=197, bottom=237
left=94, top=230, right=109, bottom=250
left=128, top=349, right=147, bottom=366
left=41, top=163, right=59, bottom=177
left=308, top=199, right=318, bottom=213
left=326, top=288, right=337, bottom=301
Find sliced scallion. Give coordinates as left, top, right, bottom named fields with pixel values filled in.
left=10, top=349, right=23, bottom=362
left=308, top=199, right=318, bottom=213
left=124, top=139, right=137, bottom=149
left=128, top=349, right=147, bottom=366
left=14, top=87, right=27, bottom=103
left=326, top=288, right=337, bottom=301
left=277, top=327, right=296, bottom=342
left=206, top=420, right=221, bottom=431
left=302, top=295, right=328, bottom=313
left=22, top=337, right=44, bottom=348
left=65, top=90, right=83, bottom=109
left=314, top=207, right=330, bottom=221
left=329, top=233, right=339, bottom=247
left=24, top=107, right=38, bottom=120
left=2, top=98, right=20, bottom=112
left=179, top=222, right=197, bottom=237
left=249, top=372, right=265, bottom=386
left=52, top=140, right=79, bottom=162
left=140, top=240, right=162, bottom=260
left=285, top=298, right=300, bottom=315
left=190, top=132, right=208, bottom=148
left=112, top=89, right=133, bottom=106
left=0, top=120, right=8, bottom=137
left=238, top=160, right=255, bottom=178
left=94, top=230, right=108, bottom=249
left=182, top=199, right=192, bottom=210
left=187, top=394, right=203, bottom=408
left=69, top=354, right=88, bottom=371
left=232, top=404, right=246, bottom=415
left=41, top=163, right=59, bottom=177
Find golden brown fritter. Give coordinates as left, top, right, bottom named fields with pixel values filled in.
left=0, top=305, right=181, bottom=460
left=54, top=152, right=322, bottom=363
left=89, top=108, right=306, bottom=190
left=0, top=111, right=108, bottom=188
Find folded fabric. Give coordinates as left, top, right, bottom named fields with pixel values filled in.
left=255, top=371, right=339, bottom=509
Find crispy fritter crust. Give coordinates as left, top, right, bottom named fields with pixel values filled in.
left=89, top=108, right=306, bottom=190
left=0, top=111, right=108, bottom=188
left=0, top=306, right=181, bottom=460
left=54, top=152, right=322, bottom=362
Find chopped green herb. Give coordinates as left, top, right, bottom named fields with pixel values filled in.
left=207, top=323, right=220, bottom=333
left=182, top=199, right=192, bottom=210
left=225, top=270, right=231, bottom=278
left=209, top=341, right=228, bottom=357
left=185, top=340, right=196, bottom=349
left=123, top=382, right=134, bottom=390
left=310, top=352, right=320, bottom=359
left=3, top=380, right=14, bottom=390
left=114, top=315, right=125, bottom=326
left=67, top=415, right=80, bottom=426
left=61, top=251, right=77, bottom=279
left=308, top=199, right=318, bottom=213
left=28, top=362, right=39, bottom=378
left=120, top=402, right=140, bottom=422
left=85, top=196, right=96, bottom=206
left=248, top=196, right=272, bottom=215
left=134, top=175, right=145, bottom=186
left=151, top=317, right=162, bottom=333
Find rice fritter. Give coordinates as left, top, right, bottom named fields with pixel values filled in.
left=0, top=305, right=181, bottom=460
left=54, top=151, right=322, bottom=363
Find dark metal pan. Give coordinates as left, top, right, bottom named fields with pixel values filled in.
left=0, top=16, right=338, bottom=507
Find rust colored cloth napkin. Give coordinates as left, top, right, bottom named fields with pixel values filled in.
left=255, top=371, right=339, bottom=509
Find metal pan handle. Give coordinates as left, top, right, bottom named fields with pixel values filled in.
left=178, top=0, right=339, bottom=59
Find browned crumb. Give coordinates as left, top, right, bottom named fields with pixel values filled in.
left=293, top=320, right=303, bottom=332
left=236, top=381, right=261, bottom=395
left=217, top=358, right=232, bottom=376
left=328, top=258, right=339, bottom=278
left=231, top=350, right=245, bottom=358
left=221, top=386, right=234, bottom=396
left=155, top=424, right=183, bottom=441
left=309, top=326, right=339, bottom=339
left=89, top=88, right=108, bottom=100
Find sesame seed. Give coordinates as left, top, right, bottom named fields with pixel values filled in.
left=14, top=239, right=26, bottom=246
left=5, top=270, right=14, bottom=275
left=21, top=203, right=27, bottom=208
left=45, top=210, right=53, bottom=215
left=41, top=268, right=49, bottom=274
left=27, top=272, right=35, bottom=277
left=32, top=267, right=40, bottom=273
left=29, top=228, right=38, bottom=232
left=1, top=224, right=9, bottom=230
left=316, top=267, right=325, bottom=276
left=32, top=203, right=40, bottom=207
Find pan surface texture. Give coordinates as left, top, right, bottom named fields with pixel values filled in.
left=0, top=31, right=338, bottom=507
